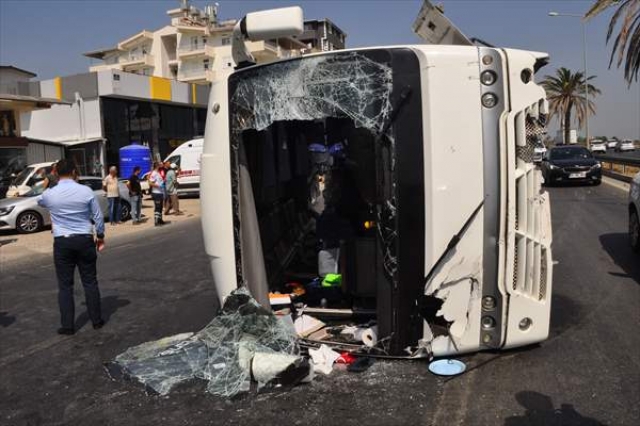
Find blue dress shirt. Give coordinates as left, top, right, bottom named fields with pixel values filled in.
left=38, top=178, right=105, bottom=238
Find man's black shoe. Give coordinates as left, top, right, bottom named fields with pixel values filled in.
left=57, top=327, right=75, bottom=335
left=93, top=320, right=105, bottom=330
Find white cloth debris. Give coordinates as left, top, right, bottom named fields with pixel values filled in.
left=308, top=344, right=341, bottom=375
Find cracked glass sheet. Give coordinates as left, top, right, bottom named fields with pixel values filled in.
left=230, top=52, right=394, bottom=135
left=229, top=51, right=399, bottom=279
left=106, top=287, right=299, bottom=397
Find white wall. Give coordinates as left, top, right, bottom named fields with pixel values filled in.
left=20, top=98, right=102, bottom=142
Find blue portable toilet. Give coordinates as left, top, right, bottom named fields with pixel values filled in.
left=119, top=144, right=152, bottom=178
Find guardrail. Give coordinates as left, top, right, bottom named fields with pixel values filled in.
left=595, top=154, right=640, bottom=183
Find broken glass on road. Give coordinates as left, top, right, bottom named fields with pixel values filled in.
left=105, top=287, right=309, bottom=397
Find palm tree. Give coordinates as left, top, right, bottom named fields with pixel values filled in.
left=585, top=0, right=640, bottom=85
left=541, top=67, right=601, bottom=144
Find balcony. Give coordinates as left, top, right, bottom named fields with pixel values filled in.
left=89, top=63, right=124, bottom=73
left=176, top=44, right=215, bottom=59
left=178, top=68, right=214, bottom=83
left=119, top=54, right=155, bottom=70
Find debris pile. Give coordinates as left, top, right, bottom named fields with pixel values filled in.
left=106, top=287, right=311, bottom=397
left=107, top=284, right=395, bottom=397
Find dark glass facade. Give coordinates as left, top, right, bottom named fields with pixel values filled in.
left=101, top=97, right=206, bottom=168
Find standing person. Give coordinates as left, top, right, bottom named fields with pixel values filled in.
left=149, top=161, right=166, bottom=226
left=37, top=159, right=105, bottom=335
left=102, top=166, right=120, bottom=226
left=43, top=163, right=59, bottom=189
left=126, top=166, right=143, bottom=224
left=164, top=163, right=183, bottom=215
left=162, top=160, right=170, bottom=212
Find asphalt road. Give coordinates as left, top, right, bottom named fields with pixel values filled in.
left=1, top=183, right=639, bottom=426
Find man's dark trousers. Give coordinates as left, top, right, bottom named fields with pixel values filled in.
left=53, top=235, right=102, bottom=329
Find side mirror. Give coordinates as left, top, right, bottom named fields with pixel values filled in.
left=244, top=7, right=303, bottom=41
left=232, top=6, right=303, bottom=67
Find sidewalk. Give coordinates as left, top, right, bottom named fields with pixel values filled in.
left=0, top=196, right=200, bottom=268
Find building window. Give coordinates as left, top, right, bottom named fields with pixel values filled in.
left=0, top=111, right=17, bottom=137
left=221, top=37, right=231, bottom=46
left=203, top=59, right=210, bottom=70
left=191, top=36, right=199, bottom=50
left=304, top=22, right=314, bottom=31
left=202, top=36, right=207, bottom=45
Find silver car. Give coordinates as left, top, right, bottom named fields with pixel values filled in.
left=0, top=177, right=131, bottom=234
left=630, top=172, right=640, bottom=252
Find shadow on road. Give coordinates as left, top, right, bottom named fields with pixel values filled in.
left=504, top=391, right=607, bottom=426
left=549, top=293, right=583, bottom=338
left=0, top=238, right=18, bottom=247
left=74, top=295, right=131, bottom=329
left=599, top=233, right=640, bottom=285
left=0, top=311, right=16, bottom=327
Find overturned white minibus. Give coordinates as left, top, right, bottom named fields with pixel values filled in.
left=200, top=5, right=553, bottom=358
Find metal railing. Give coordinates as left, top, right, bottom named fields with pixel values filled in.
left=596, top=154, right=640, bottom=183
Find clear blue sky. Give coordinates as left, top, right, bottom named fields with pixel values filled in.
left=1, top=0, right=638, bottom=139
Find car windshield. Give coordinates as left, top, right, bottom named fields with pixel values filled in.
left=549, top=147, right=592, bottom=160
left=13, top=166, right=34, bottom=186
left=22, top=184, right=45, bottom=197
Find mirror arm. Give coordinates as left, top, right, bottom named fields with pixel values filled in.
left=232, top=17, right=256, bottom=70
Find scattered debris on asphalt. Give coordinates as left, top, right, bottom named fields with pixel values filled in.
left=105, top=287, right=309, bottom=397
left=106, top=287, right=432, bottom=398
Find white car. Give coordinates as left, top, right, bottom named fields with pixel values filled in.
left=533, top=142, right=547, bottom=162
left=5, top=161, right=56, bottom=197
left=630, top=172, right=640, bottom=252
left=0, top=177, right=131, bottom=233
left=590, top=141, right=607, bottom=154
left=616, top=140, right=635, bottom=152
left=607, top=139, right=618, bottom=150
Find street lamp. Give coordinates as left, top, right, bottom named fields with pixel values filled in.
left=548, top=11, right=590, bottom=147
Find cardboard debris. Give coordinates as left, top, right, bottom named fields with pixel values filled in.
left=294, top=314, right=326, bottom=338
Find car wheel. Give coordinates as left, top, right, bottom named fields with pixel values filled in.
left=630, top=209, right=640, bottom=252
left=120, top=201, right=131, bottom=221
left=16, top=211, right=43, bottom=234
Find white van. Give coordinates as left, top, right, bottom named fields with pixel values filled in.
left=5, top=161, right=56, bottom=197
left=164, top=138, right=203, bottom=196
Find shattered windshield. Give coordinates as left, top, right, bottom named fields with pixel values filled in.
left=230, top=52, right=394, bottom=136
left=228, top=51, right=401, bottom=291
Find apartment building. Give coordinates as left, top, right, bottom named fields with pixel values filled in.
left=293, top=19, right=347, bottom=53
left=84, top=1, right=307, bottom=85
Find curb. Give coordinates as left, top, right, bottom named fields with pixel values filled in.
left=602, top=176, right=630, bottom=193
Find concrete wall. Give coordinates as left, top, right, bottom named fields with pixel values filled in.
left=21, top=98, right=102, bottom=143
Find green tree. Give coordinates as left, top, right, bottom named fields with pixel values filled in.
left=585, top=0, right=640, bottom=85
left=541, top=68, right=601, bottom=144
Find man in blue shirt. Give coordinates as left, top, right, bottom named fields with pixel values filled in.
left=38, top=159, right=105, bottom=335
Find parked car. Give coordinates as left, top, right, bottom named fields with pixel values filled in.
left=540, top=145, right=601, bottom=186
left=629, top=172, right=640, bottom=252
left=607, top=139, right=618, bottom=150
left=616, top=139, right=635, bottom=152
left=590, top=140, right=607, bottom=154
left=5, top=161, right=56, bottom=197
left=0, top=177, right=130, bottom=234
